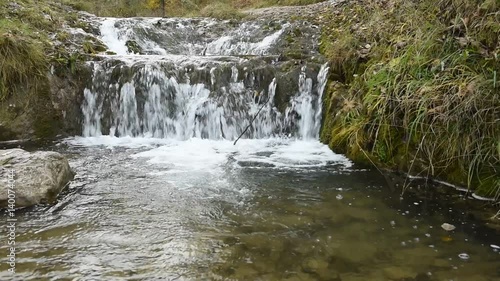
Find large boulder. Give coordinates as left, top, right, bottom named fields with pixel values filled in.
left=0, top=149, right=74, bottom=208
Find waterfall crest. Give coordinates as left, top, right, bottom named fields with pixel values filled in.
left=81, top=17, right=328, bottom=141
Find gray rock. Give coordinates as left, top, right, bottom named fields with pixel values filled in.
left=0, top=149, right=74, bottom=208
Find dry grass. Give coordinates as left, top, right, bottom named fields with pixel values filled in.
left=59, top=0, right=327, bottom=17
left=320, top=0, right=499, bottom=198
left=199, top=2, right=244, bottom=19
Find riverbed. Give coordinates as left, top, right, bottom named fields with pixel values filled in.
left=1, top=137, right=498, bottom=280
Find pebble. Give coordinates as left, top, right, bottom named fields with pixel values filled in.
left=441, top=223, right=456, bottom=231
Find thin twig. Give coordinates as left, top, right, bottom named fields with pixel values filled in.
left=233, top=94, right=271, bottom=145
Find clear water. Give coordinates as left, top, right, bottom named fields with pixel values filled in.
left=0, top=138, right=498, bottom=280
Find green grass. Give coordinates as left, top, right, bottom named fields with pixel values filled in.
left=199, top=2, right=244, bottom=19
left=319, top=0, right=499, bottom=199
left=0, top=0, right=79, bottom=139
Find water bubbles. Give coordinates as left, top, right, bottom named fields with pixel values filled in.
left=401, top=241, right=407, bottom=246
left=425, top=233, right=431, bottom=237
left=390, top=221, right=396, bottom=227
left=490, top=244, right=500, bottom=250
left=458, top=253, right=470, bottom=260
left=336, top=194, right=343, bottom=200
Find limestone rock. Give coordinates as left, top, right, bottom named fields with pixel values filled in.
left=0, top=149, right=74, bottom=208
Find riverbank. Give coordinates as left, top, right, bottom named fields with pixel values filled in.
left=0, top=0, right=106, bottom=141
left=316, top=0, right=499, bottom=200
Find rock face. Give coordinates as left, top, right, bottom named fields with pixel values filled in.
left=0, top=149, right=74, bottom=208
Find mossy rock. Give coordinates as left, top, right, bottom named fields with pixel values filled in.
left=125, top=40, right=142, bottom=54
left=83, top=40, right=107, bottom=54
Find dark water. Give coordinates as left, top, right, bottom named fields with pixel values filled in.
left=1, top=138, right=499, bottom=281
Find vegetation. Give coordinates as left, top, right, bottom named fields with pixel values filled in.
left=60, top=0, right=324, bottom=17
left=0, top=0, right=90, bottom=139
left=319, top=0, right=499, bottom=198
left=199, top=2, right=243, bottom=19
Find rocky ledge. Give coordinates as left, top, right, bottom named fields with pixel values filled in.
left=0, top=149, right=74, bottom=208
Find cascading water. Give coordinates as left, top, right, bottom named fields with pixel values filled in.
left=80, top=17, right=329, bottom=141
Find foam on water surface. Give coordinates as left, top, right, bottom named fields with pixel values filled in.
left=66, top=136, right=352, bottom=171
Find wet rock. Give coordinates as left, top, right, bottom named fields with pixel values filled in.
left=335, top=240, right=378, bottom=263
left=125, top=40, right=143, bottom=54
left=432, top=258, right=450, bottom=268
left=284, top=272, right=316, bottom=281
left=383, top=266, right=416, bottom=280
left=301, top=257, right=329, bottom=273
left=393, top=247, right=438, bottom=266
left=414, top=272, right=432, bottom=281
left=232, top=264, right=259, bottom=279
left=0, top=149, right=75, bottom=208
left=301, top=257, right=338, bottom=280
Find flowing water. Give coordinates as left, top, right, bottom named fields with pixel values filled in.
left=1, top=16, right=499, bottom=281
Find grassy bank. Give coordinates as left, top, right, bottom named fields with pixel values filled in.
left=0, top=0, right=96, bottom=140
left=319, top=0, right=499, bottom=198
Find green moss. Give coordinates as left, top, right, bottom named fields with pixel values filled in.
left=284, top=51, right=305, bottom=60
left=125, top=40, right=142, bottom=54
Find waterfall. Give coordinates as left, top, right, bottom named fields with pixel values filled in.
left=81, top=17, right=329, bottom=141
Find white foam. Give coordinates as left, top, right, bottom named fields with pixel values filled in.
left=66, top=136, right=352, bottom=170
left=64, top=136, right=170, bottom=148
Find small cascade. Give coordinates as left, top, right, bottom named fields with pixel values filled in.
left=82, top=89, right=102, bottom=137
left=115, top=82, right=140, bottom=137
left=80, top=17, right=329, bottom=141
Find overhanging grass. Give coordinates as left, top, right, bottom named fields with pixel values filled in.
left=0, top=19, right=48, bottom=102
left=319, top=0, right=499, bottom=198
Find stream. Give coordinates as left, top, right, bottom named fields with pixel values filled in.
left=1, top=16, right=499, bottom=281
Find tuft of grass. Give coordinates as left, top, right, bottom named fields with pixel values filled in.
left=320, top=0, right=500, bottom=199
left=0, top=26, right=48, bottom=102
left=200, top=2, right=244, bottom=19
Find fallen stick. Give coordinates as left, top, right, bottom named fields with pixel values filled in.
left=233, top=94, right=271, bottom=145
